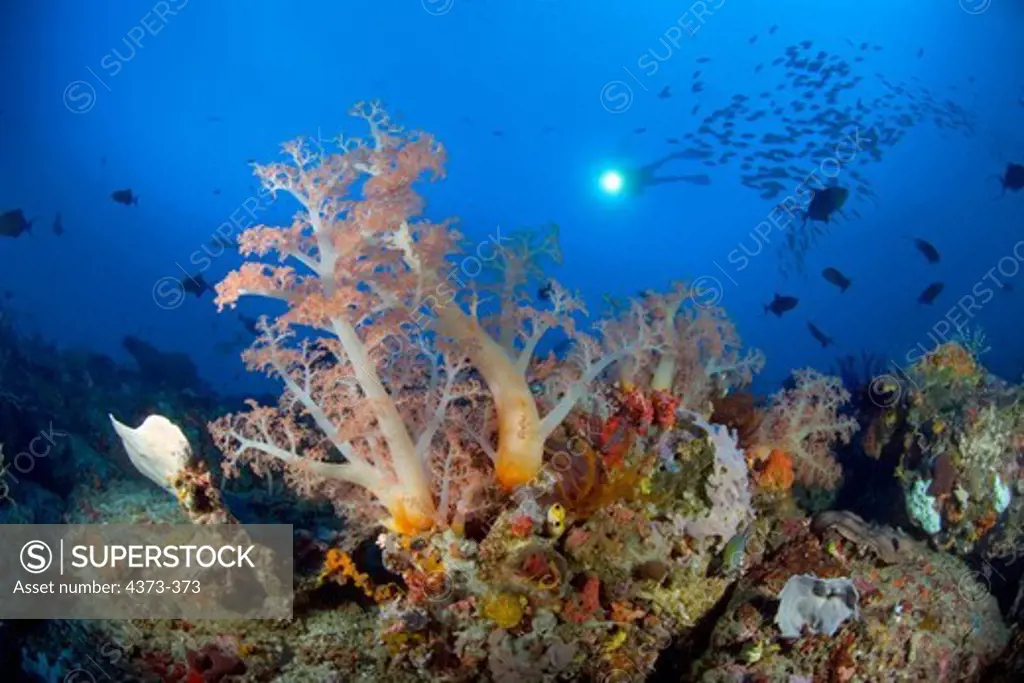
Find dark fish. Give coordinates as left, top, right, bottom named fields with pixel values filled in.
left=765, top=293, right=798, bottom=316
left=538, top=281, right=555, bottom=301
left=207, top=115, right=222, bottom=122
left=918, top=282, right=944, bottom=305
left=749, top=35, right=758, bottom=44
left=0, top=209, right=33, bottom=238
left=634, top=127, right=647, bottom=134
left=693, top=70, right=702, bottom=79
left=911, top=237, right=940, bottom=263
left=807, top=322, right=834, bottom=348
left=691, top=104, right=700, bottom=115
left=804, top=186, right=849, bottom=224
left=696, top=56, right=710, bottom=63
left=762, top=133, right=793, bottom=145
left=100, top=155, right=107, bottom=166
left=542, top=125, right=557, bottom=133
left=769, top=25, right=778, bottom=35
left=917, top=48, right=924, bottom=58
left=180, top=273, right=210, bottom=298
left=52, top=212, right=64, bottom=237
left=111, top=189, right=138, bottom=206
left=822, top=267, right=851, bottom=292
left=212, top=188, right=221, bottom=195
left=492, top=129, right=503, bottom=137
left=998, top=162, right=1024, bottom=192
left=666, top=137, right=680, bottom=144
left=658, top=86, right=671, bottom=99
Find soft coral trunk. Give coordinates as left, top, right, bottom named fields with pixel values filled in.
left=330, top=315, right=437, bottom=532
left=436, top=305, right=542, bottom=488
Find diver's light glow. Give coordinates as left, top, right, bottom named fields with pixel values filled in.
left=599, top=170, right=624, bottom=195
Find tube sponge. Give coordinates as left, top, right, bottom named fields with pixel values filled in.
left=775, top=574, right=859, bottom=639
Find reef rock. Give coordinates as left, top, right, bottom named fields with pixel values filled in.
left=691, top=526, right=1008, bottom=682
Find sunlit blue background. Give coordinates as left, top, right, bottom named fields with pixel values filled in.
left=1, top=0, right=1022, bottom=395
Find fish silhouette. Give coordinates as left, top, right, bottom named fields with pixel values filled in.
left=765, top=294, right=798, bottom=316
left=909, top=237, right=940, bottom=264
left=822, top=267, right=851, bottom=292
left=918, top=282, right=944, bottom=305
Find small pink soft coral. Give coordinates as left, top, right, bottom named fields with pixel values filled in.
left=618, top=282, right=764, bottom=409
left=754, top=368, right=858, bottom=491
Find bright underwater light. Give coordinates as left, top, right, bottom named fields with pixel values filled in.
left=599, top=169, right=624, bottom=195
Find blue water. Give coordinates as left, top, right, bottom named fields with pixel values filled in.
left=1, top=0, right=1022, bottom=394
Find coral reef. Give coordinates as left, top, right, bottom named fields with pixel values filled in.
left=7, top=110, right=1024, bottom=683
left=358, top=400, right=755, bottom=681
left=693, top=526, right=1009, bottom=682
left=897, top=343, right=1023, bottom=553
left=37, top=103, right=772, bottom=683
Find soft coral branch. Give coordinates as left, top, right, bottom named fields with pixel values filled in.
left=434, top=270, right=649, bottom=488
left=433, top=302, right=545, bottom=488
left=539, top=311, right=645, bottom=435
left=212, top=327, right=389, bottom=501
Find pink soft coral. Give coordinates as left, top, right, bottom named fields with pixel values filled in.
left=753, top=368, right=858, bottom=490
left=210, top=102, right=646, bottom=537
left=619, top=282, right=764, bottom=410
